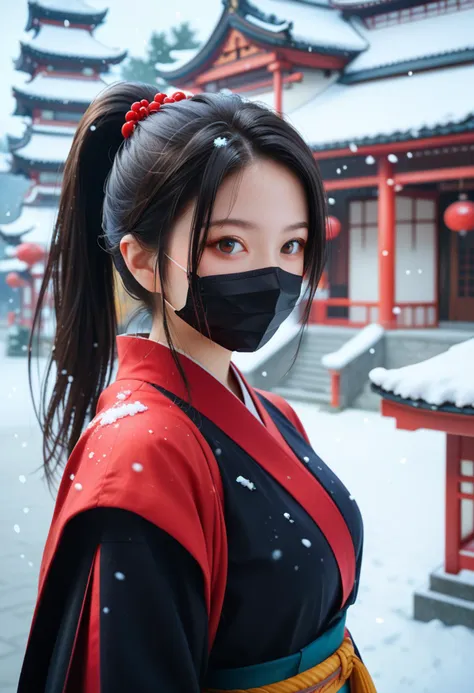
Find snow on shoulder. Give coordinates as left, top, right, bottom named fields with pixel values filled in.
left=369, top=338, right=474, bottom=409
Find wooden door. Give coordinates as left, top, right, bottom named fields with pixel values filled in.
left=450, top=231, right=474, bottom=321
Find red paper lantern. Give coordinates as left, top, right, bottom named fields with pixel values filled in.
left=5, top=272, right=27, bottom=289
left=326, top=216, right=342, bottom=240
left=15, top=242, right=45, bottom=266
left=443, top=200, right=474, bottom=233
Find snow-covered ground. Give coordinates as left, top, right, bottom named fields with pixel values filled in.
left=295, top=402, right=473, bottom=693
left=0, top=348, right=472, bottom=692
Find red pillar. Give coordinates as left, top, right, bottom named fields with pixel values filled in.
left=268, top=60, right=287, bottom=116
left=378, top=158, right=396, bottom=328
left=445, top=434, right=461, bottom=574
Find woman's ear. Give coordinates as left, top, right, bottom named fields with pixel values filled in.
left=120, top=234, right=162, bottom=293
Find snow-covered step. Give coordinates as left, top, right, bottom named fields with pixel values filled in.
left=429, top=566, right=474, bottom=603
left=274, top=386, right=331, bottom=406
left=414, top=586, right=474, bottom=630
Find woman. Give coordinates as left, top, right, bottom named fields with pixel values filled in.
left=19, top=84, right=375, bottom=693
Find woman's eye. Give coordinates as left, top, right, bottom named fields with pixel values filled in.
left=282, top=239, right=304, bottom=255
left=216, top=238, right=244, bottom=254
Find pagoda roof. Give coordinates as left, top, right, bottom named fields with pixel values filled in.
left=13, top=72, right=107, bottom=109
left=156, top=0, right=366, bottom=80
left=0, top=258, right=29, bottom=274
left=26, top=0, right=107, bottom=31
left=344, top=8, right=474, bottom=81
left=18, top=24, right=126, bottom=73
left=12, top=126, right=73, bottom=167
left=289, top=62, right=474, bottom=150
left=0, top=203, right=57, bottom=247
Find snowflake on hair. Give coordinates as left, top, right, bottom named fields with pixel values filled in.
left=214, top=137, right=228, bottom=148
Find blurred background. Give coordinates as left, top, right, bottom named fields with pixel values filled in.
left=0, top=1, right=473, bottom=692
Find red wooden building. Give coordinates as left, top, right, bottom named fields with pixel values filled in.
left=156, top=0, right=474, bottom=330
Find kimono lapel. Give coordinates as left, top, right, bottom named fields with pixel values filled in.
left=116, top=336, right=355, bottom=607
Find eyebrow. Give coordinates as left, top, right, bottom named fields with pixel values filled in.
left=208, top=218, right=308, bottom=232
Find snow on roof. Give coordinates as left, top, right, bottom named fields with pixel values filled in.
left=15, top=73, right=107, bottom=104
left=346, top=9, right=474, bottom=74
left=30, top=0, right=105, bottom=15
left=5, top=116, right=30, bottom=140
left=13, top=130, right=73, bottom=164
left=289, top=62, right=474, bottom=148
left=0, top=257, right=29, bottom=274
left=246, top=0, right=367, bottom=51
left=370, top=338, right=474, bottom=410
left=0, top=204, right=57, bottom=247
left=24, top=184, right=61, bottom=204
left=155, top=49, right=201, bottom=72
left=22, top=24, right=124, bottom=61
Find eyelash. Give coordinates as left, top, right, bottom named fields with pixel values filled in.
left=209, top=236, right=306, bottom=255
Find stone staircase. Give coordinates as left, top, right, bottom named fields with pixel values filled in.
left=274, top=325, right=358, bottom=405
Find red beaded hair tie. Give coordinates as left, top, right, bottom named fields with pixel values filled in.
left=121, top=91, right=191, bottom=138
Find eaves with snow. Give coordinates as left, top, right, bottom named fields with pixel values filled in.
left=0, top=204, right=57, bottom=247
left=11, top=126, right=73, bottom=166
left=156, top=0, right=366, bottom=80
left=18, top=24, right=126, bottom=68
left=369, top=338, right=474, bottom=413
left=13, top=73, right=108, bottom=108
left=343, top=8, right=474, bottom=81
left=288, top=62, right=474, bottom=151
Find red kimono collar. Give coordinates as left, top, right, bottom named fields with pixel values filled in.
left=115, top=335, right=355, bottom=608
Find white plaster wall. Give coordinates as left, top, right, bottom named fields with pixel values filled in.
left=348, top=197, right=436, bottom=324
left=247, top=68, right=335, bottom=114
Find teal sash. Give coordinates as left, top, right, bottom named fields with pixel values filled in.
left=205, top=615, right=349, bottom=691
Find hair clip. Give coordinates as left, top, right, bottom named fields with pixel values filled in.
left=121, top=91, right=192, bottom=138
left=214, top=137, right=228, bottom=148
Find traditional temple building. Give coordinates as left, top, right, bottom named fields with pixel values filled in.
left=0, top=0, right=126, bottom=354
left=158, top=0, right=474, bottom=332
left=0, top=0, right=126, bottom=250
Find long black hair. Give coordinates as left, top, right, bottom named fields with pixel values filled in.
left=28, top=82, right=327, bottom=485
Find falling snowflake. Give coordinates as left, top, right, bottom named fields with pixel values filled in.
left=284, top=512, right=295, bottom=524
left=103, top=607, right=110, bottom=614
left=349, top=143, right=358, bottom=153
left=236, top=475, right=256, bottom=491
left=88, top=452, right=95, bottom=459
left=261, top=371, right=267, bottom=377
left=301, top=538, right=312, bottom=548
left=132, top=462, right=144, bottom=473
left=20, top=554, right=25, bottom=559
left=388, top=154, right=398, bottom=163
left=407, top=152, right=413, bottom=159
left=114, top=571, right=126, bottom=581
left=215, top=448, right=222, bottom=456
left=14, top=524, right=20, bottom=533
left=19, top=475, right=26, bottom=484
left=303, top=456, right=310, bottom=463
left=328, top=197, right=335, bottom=205
left=393, top=307, right=401, bottom=315
left=70, top=473, right=75, bottom=480
left=376, top=617, right=385, bottom=624
left=272, top=549, right=283, bottom=560
left=369, top=348, right=375, bottom=354
left=74, top=483, right=83, bottom=491
left=365, top=155, right=376, bottom=165
left=23, top=507, right=29, bottom=514
left=21, top=442, right=28, bottom=448
left=382, top=250, right=389, bottom=257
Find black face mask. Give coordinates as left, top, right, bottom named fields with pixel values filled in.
left=171, top=264, right=302, bottom=353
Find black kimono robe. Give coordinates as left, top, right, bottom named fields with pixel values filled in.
left=18, top=335, right=363, bottom=693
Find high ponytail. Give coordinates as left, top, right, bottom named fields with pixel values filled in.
left=29, top=83, right=328, bottom=488
left=29, top=82, right=156, bottom=487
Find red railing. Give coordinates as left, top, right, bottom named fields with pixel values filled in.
left=308, top=299, right=438, bottom=329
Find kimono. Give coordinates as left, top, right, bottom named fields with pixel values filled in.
left=17, top=335, right=364, bottom=693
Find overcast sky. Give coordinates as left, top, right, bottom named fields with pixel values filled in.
left=0, top=0, right=222, bottom=132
